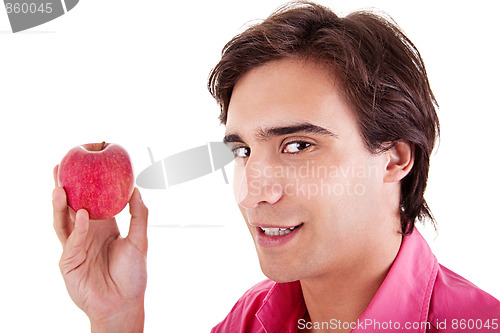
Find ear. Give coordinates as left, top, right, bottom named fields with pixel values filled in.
left=383, top=141, right=414, bottom=183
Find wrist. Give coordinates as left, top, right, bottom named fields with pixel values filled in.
left=90, top=306, right=145, bottom=333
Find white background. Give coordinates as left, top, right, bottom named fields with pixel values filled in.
left=0, top=0, right=498, bottom=332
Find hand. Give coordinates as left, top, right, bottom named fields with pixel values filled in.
left=52, top=165, right=148, bottom=333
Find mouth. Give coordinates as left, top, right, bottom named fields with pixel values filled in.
left=254, top=222, right=303, bottom=248
left=258, top=223, right=304, bottom=236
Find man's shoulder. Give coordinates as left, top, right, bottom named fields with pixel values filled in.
left=428, top=264, right=500, bottom=332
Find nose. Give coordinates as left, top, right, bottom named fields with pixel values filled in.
left=234, top=157, right=283, bottom=209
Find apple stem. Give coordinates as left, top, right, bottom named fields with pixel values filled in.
left=101, top=141, right=106, bottom=150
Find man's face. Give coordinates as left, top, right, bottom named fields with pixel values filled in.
left=224, top=58, right=400, bottom=283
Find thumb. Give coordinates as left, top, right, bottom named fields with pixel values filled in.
left=59, top=209, right=89, bottom=275
left=127, top=188, right=148, bottom=253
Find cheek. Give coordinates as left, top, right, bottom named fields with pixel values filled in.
left=232, top=162, right=248, bottom=203
left=295, top=160, right=383, bottom=228
left=288, top=162, right=374, bottom=203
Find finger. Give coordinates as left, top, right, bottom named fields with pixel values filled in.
left=59, top=209, right=90, bottom=275
left=53, top=165, right=59, bottom=187
left=52, top=187, right=73, bottom=246
left=127, top=188, right=148, bottom=253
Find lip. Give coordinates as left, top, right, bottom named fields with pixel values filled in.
left=254, top=224, right=298, bottom=229
left=250, top=222, right=303, bottom=229
left=255, top=223, right=303, bottom=248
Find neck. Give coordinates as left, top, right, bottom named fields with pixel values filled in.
left=299, top=232, right=402, bottom=333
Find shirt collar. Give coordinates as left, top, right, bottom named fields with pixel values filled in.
left=256, top=280, right=306, bottom=332
left=353, top=229, right=439, bottom=332
left=255, top=229, right=438, bottom=333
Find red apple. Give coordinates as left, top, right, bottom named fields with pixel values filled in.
left=57, top=142, right=134, bottom=220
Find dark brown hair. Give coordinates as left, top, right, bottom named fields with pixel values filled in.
left=208, top=1, right=439, bottom=234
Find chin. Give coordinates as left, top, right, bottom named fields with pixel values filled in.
left=259, top=261, right=303, bottom=283
left=263, top=272, right=299, bottom=283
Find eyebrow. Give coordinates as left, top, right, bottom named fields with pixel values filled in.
left=222, top=122, right=338, bottom=145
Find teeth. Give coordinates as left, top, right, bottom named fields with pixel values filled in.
left=260, top=226, right=299, bottom=236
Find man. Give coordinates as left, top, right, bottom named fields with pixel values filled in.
left=52, top=1, right=500, bottom=332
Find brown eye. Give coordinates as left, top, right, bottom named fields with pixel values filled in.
left=283, top=141, right=312, bottom=154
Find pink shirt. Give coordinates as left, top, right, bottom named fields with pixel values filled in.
left=211, top=229, right=500, bottom=332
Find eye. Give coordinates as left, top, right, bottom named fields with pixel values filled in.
left=282, top=141, right=312, bottom=154
left=232, top=146, right=251, bottom=158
